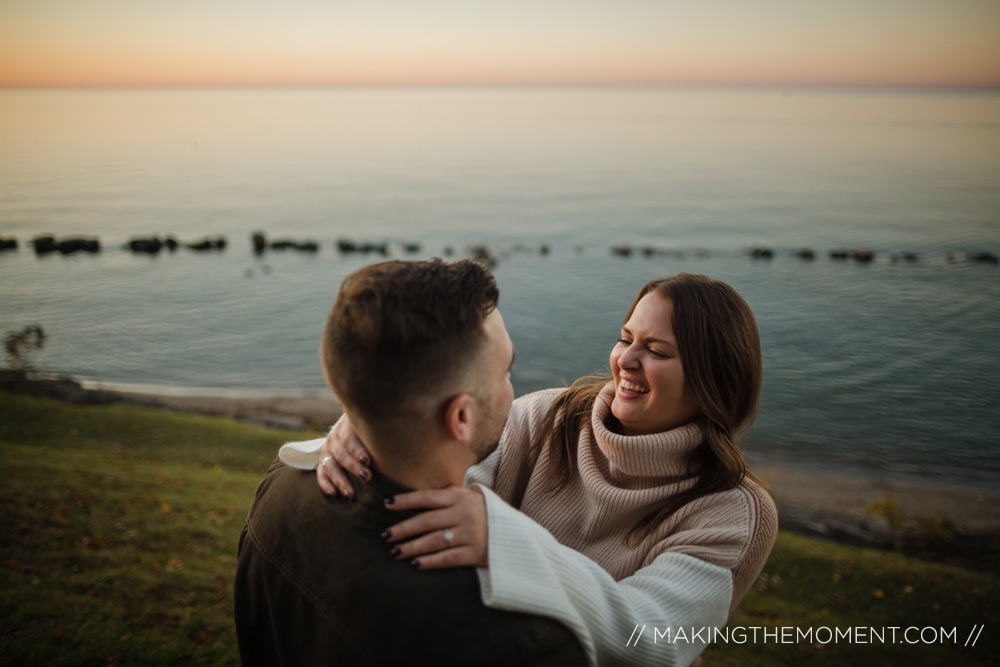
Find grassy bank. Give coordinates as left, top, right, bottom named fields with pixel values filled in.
left=0, top=392, right=317, bottom=666
left=1, top=392, right=997, bottom=665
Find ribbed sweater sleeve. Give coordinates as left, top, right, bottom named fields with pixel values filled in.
left=475, top=487, right=732, bottom=667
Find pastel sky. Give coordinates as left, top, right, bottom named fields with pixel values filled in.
left=2, top=0, right=998, bottom=87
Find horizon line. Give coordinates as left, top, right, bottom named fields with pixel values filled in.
left=3, top=81, right=1000, bottom=92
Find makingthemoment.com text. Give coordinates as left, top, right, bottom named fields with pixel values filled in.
left=625, top=624, right=986, bottom=647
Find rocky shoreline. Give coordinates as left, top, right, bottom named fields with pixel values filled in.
left=753, top=461, right=999, bottom=572
left=3, top=370, right=996, bottom=572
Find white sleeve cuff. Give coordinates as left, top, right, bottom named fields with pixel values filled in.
left=278, top=437, right=326, bottom=469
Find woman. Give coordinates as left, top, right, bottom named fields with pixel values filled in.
left=302, top=273, right=777, bottom=666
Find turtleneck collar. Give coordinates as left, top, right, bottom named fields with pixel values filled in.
left=590, top=381, right=703, bottom=481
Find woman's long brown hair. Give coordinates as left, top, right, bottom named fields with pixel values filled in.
left=534, top=273, right=765, bottom=544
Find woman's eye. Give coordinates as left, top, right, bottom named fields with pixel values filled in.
left=617, top=338, right=631, bottom=346
left=648, top=348, right=667, bottom=359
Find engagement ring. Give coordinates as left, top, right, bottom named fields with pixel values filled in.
left=443, top=528, right=454, bottom=548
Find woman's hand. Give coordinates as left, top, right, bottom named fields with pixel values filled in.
left=315, top=415, right=373, bottom=498
left=383, top=486, right=489, bottom=569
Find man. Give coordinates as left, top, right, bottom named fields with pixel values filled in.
left=234, top=259, right=585, bottom=666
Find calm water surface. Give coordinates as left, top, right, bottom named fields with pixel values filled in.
left=1, top=88, right=998, bottom=487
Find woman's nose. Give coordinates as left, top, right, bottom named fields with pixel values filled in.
left=618, top=344, right=640, bottom=370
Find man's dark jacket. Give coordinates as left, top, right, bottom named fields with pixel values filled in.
left=235, top=458, right=586, bottom=666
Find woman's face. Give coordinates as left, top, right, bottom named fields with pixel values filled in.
left=609, top=291, right=701, bottom=436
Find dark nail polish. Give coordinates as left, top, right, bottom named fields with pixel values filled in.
left=384, top=496, right=395, bottom=505
left=390, top=546, right=401, bottom=557
left=359, top=456, right=369, bottom=466
left=359, top=470, right=369, bottom=481
left=381, top=529, right=392, bottom=540
left=410, top=559, right=420, bottom=568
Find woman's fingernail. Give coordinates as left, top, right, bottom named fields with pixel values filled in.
left=359, top=456, right=369, bottom=466
left=359, top=470, right=369, bottom=481
left=381, top=530, right=392, bottom=540
left=384, top=496, right=395, bottom=505
left=390, top=546, right=401, bottom=557
left=410, top=559, right=421, bottom=568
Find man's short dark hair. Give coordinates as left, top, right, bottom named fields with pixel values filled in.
left=321, top=259, right=499, bottom=435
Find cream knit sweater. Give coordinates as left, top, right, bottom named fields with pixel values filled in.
left=465, top=384, right=778, bottom=666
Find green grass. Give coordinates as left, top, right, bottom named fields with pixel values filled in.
left=0, top=392, right=319, bottom=666
left=2, top=391, right=997, bottom=666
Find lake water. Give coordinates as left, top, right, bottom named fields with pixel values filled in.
left=1, top=87, right=998, bottom=488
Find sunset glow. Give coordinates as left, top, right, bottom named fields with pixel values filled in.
left=1, top=0, right=998, bottom=88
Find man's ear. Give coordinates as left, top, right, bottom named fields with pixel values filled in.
left=443, top=393, right=475, bottom=443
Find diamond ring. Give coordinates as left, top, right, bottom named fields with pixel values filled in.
left=443, top=528, right=455, bottom=548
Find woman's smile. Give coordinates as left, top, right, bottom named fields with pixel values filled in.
left=616, top=376, right=649, bottom=397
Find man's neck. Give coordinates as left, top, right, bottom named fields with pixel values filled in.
left=366, top=440, right=470, bottom=490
